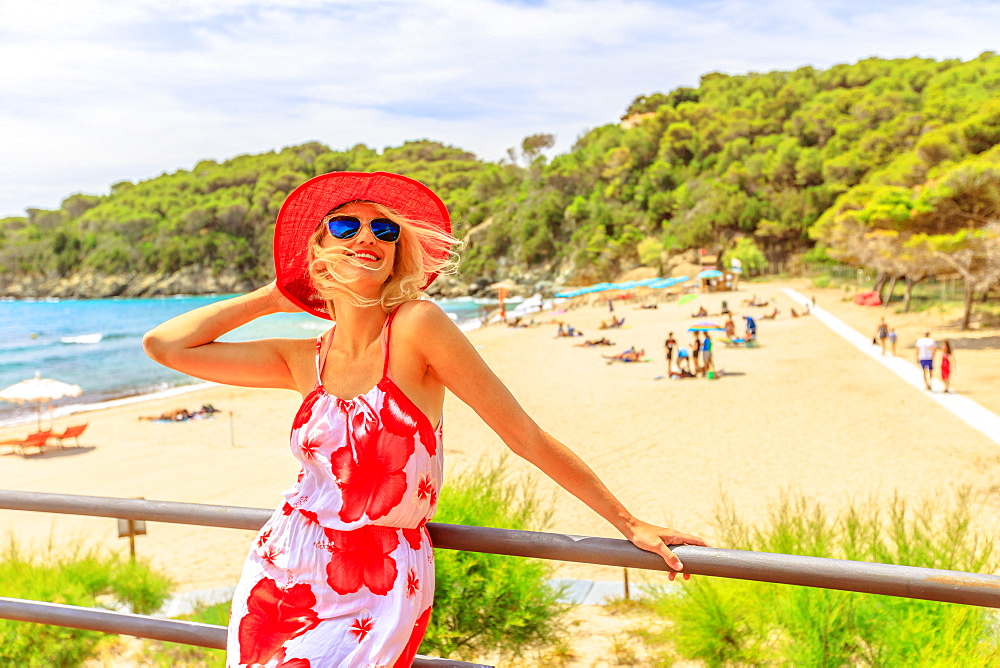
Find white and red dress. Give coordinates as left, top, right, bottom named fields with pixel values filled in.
left=228, top=310, right=443, bottom=667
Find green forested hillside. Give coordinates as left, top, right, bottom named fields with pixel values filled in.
left=1, top=52, right=997, bottom=301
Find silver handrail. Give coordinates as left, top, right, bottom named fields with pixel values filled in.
left=0, top=597, right=486, bottom=667
left=1, top=490, right=997, bottom=608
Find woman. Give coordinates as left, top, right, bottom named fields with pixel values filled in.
left=940, top=339, right=955, bottom=392
left=144, top=172, right=705, bottom=667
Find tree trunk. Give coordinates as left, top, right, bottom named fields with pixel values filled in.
left=873, top=271, right=887, bottom=296
left=883, top=276, right=897, bottom=308
left=903, top=277, right=916, bottom=312
left=962, top=278, right=974, bottom=330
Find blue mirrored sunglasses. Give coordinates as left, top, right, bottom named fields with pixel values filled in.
left=325, top=215, right=401, bottom=243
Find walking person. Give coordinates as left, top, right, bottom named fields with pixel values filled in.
left=888, top=328, right=898, bottom=356
left=915, top=331, right=938, bottom=390
left=143, top=171, right=706, bottom=667
left=874, top=317, right=890, bottom=355
left=940, top=340, right=956, bottom=393
left=664, top=332, right=677, bottom=374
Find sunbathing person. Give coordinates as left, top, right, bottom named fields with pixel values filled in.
left=760, top=307, right=779, bottom=320
left=599, top=315, right=625, bottom=329
left=690, top=306, right=708, bottom=317
left=576, top=337, right=615, bottom=347
left=140, top=408, right=195, bottom=422
left=604, top=347, right=645, bottom=363
left=741, top=295, right=768, bottom=308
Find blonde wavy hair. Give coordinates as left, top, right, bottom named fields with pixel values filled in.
left=307, top=201, right=462, bottom=319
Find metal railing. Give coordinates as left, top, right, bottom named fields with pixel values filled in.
left=0, top=596, right=484, bottom=667
left=1, top=490, right=998, bottom=663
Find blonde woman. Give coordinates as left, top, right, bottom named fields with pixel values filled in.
left=144, top=172, right=705, bottom=667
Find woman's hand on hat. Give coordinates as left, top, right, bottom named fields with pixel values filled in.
left=624, top=519, right=708, bottom=581
left=262, top=280, right=303, bottom=314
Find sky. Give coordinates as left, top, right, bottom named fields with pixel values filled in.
left=1, top=0, right=998, bottom=218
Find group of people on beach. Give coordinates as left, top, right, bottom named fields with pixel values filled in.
left=873, top=317, right=899, bottom=356
left=872, top=318, right=956, bottom=392
left=555, top=321, right=583, bottom=337
left=664, top=331, right=715, bottom=378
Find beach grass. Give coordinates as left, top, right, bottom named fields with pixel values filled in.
left=637, top=488, right=999, bottom=666
left=0, top=537, right=172, bottom=666
left=420, top=456, right=570, bottom=662
left=140, top=602, right=228, bottom=667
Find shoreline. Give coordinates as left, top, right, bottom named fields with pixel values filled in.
left=0, top=294, right=504, bottom=428
left=0, top=381, right=217, bottom=429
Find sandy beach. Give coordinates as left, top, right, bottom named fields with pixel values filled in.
left=2, top=278, right=999, bottom=661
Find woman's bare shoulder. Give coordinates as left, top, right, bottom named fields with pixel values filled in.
left=391, top=300, right=463, bottom=356
left=393, top=299, right=452, bottom=329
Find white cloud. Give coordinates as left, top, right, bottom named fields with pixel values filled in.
left=1, top=0, right=998, bottom=216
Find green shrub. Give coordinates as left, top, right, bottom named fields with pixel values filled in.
left=721, top=237, right=767, bottom=276
left=143, top=601, right=228, bottom=667
left=644, top=489, right=1000, bottom=666
left=420, top=457, right=570, bottom=661
left=0, top=539, right=173, bottom=666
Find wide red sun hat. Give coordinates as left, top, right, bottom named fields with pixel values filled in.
left=273, top=171, right=452, bottom=319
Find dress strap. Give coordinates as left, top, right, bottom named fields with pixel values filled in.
left=381, top=307, right=402, bottom=378
left=316, top=326, right=335, bottom=380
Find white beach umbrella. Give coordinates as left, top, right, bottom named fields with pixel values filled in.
left=0, top=372, right=82, bottom=430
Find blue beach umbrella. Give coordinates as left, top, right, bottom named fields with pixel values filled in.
left=647, top=276, right=689, bottom=289
left=698, top=269, right=723, bottom=279
left=631, top=278, right=661, bottom=288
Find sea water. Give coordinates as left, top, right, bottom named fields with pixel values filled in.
left=0, top=294, right=505, bottom=427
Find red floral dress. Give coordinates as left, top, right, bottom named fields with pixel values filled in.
left=228, top=310, right=443, bottom=667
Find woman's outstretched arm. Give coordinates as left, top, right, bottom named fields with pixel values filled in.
left=400, top=302, right=708, bottom=578
left=143, top=281, right=311, bottom=392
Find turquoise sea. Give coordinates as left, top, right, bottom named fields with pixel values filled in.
left=0, top=295, right=501, bottom=427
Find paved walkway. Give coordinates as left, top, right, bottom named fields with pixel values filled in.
left=783, top=288, right=1000, bottom=448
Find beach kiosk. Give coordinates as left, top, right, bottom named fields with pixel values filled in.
left=697, top=268, right=739, bottom=292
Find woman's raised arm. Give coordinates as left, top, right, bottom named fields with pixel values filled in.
left=143, top=281, right=312, bottom=392
left=400, top=302, right=707, bottom=578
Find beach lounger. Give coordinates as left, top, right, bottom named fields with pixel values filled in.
left=722, top=337, right=759, bottom=348
left=0, top=430, right=52, bottom=456
left=51, top=423, right=88, bottom=447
